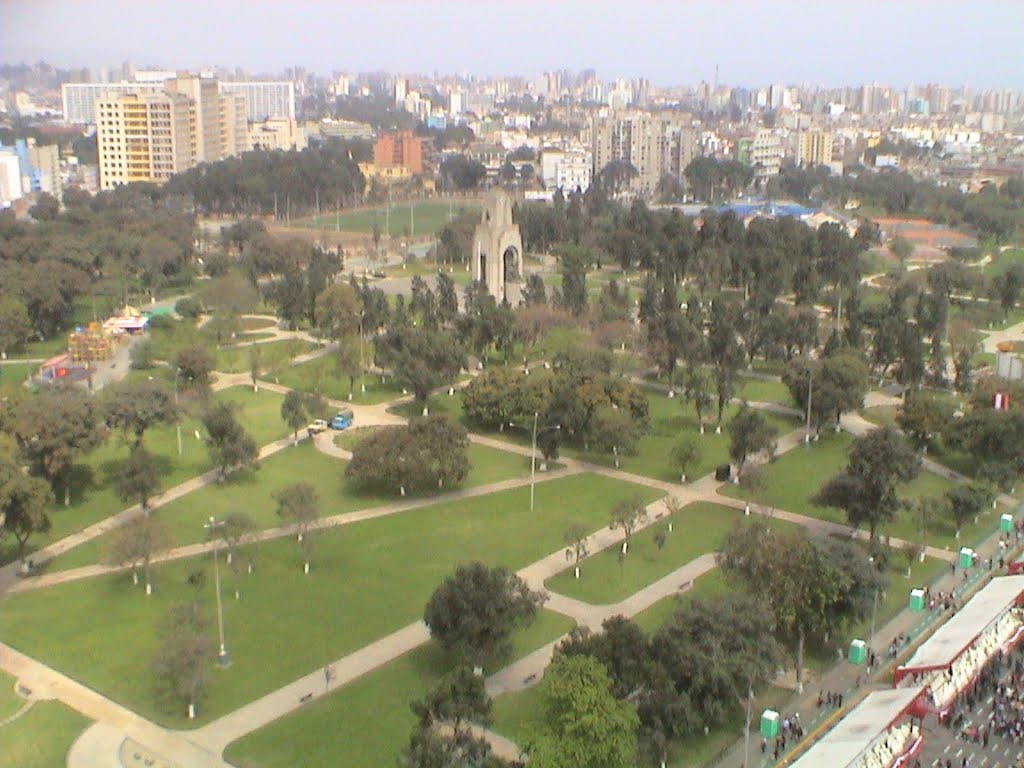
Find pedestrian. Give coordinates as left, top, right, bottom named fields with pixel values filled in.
left=761, top=738, right=767, bottom=754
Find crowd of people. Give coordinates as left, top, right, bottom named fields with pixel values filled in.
left=761, top=712, right=805, bottom=762
left=948, top=642, right=1024, bottom=747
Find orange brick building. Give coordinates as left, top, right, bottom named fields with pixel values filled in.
left=372, top=131, right=424, bottom=174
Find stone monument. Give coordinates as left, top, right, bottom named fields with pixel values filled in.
left=471, top=189, right=523, bottom=305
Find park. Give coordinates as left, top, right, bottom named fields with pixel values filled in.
left=1, top=174, right=1024, bottom=768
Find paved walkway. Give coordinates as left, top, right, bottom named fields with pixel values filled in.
left=980, top=316, right=1024, bottom=353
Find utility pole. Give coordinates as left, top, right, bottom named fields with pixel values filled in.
left=805, top=365, right=813, bottom=445
left=743, top=683, right=753, bottom=768
left=204, top=516, right=230, bottom=667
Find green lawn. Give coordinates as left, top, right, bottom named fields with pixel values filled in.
left=737, top=377, right=796, bottom=407
left=0, top=362, right=33, bottom=396
left=0, top=671, right=24, bottom=720
left=395, top=389, right=800, bottom=485
left=50, top=437, right=533, bottom=570
left=0, top=473, right=658, bottom=727
left=984, top=248, right=1024, bottom=278
left=293, top=201, right=479, bottom=237
left=274, top=357, right=408, bottom=405
left=225, top=610, right=571, bottom=768
left=720, top=430, right=972, bottom=548
left=214, top=339, right=320, bottom=374
left=0, top=696, right=92, bottom=768
left=631, top=569, right=732, bottom=635
left=545, top=503, right=742, bottom=604
left=0, top=387, right=290, bottom=566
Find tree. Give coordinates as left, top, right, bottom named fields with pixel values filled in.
left=563, top=522, right=590, bottom=578
left=557, top=245, right=589, bottom=317
left=526, top=653, right=639, bottom=768
left=274, top=482, right=320, bottom=572
left=174, top=345, right=214, bottom=389
left=113, top=447, right=161, bottom=511
left=683, top=366, right=714, bottom=433
left=151, top=603, right=213, bottom=719
left=727, top=405, right=778, bottom=477
left=315, top=282, right=361, bottom=340
left=669, top=436, right=701, bottom=483
left=0, top=453, right=54, bottom=565
left=346, top=416, right=470, bottom=496
left=375, top=328, right=465, bottom=403
left=814, top=428, right=921, bottom=541
left=10, top=385, right=106, bottom=505
left=280, top=390, right=309, bottom=445
left=889, top=236, right=914, bottom=264
left=945, top=482, right=991, bottom=540
left=439, top=155, right=487, bottom=190
left=587, top=406, right=643, bottom=467
left=202, top=402, right=259, bottom=480
left=218, top=511, right=254, bottom=571
left=105, top=513, right=172, bottom=594
left=403, top=666, right=496, bottom=768
left=423, top=562, right=545, bottom=666
left=100, top=379, right=178, bottom=448
left=609, top=496, right=648, bottom=554
left=0, top=295, right=31, bottom=358
left=896, top=392, right=950, bottom=452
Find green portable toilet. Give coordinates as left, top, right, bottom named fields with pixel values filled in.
left=760, top=709, right=780, bottom=738
left=849, top=638, right=867, bottom=665
left=959, top=548, right=975, bottom=569
left=909, top=588, right=925, bottom=612
left=1001, top=514, right=1014, bottom=534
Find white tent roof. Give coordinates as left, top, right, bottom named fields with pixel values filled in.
left=790, top=688, right=924, bottom=768
left=899, top=575, right=1024, bottom=674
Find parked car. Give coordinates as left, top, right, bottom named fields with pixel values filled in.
left=307, top=419, right=329, bottom=434
left=329, top=411, right=353, bottom=430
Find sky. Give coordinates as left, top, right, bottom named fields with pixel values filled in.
left=3, top=0, right=1023, bottom=89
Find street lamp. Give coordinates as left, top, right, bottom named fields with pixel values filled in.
left=509, top=413, right=560, bottom=512
left=174, top=367, right=183, bottom=456
left=868, top=556, right=880, bottom=661
left=204, top=516, right=230, bottom=667
left=804, top=358, right=814, bottom=446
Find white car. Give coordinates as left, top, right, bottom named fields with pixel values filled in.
left=307, top=419, right=329, bottom=434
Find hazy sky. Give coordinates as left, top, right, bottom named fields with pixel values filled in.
left=3, top=0, right=1023, bottom=89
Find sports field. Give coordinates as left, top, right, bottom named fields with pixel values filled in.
left=293, top=201, right=479, bottom=237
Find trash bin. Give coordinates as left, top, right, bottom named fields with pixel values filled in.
left=715, top=464, right=731, bottom=482
left=909, top=588, right=925, bottom=612
left=848, top=639, right=867, bottom=665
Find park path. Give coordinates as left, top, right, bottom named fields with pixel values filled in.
left=980, top=314, right=1024, bottom=353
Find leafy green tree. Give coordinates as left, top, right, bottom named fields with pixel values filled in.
left=945, top=482, right=992, bottom=540
left=896, top=391, right=951, bottom=452
left=609, top=496, right=648, bottom=554
left=274, top=481, right=320, bottom=572
left=100, top=379, right=178, bottom=448
left=461, top=368, right=524, bottom=429
left=113, top=447, right=162, bottom=511
left=439, top=155, right=487, bottom=190
left=151, top=603, right=213, bottom=719
left=889, top=236, right=914, bottom=264
left=669, top=436, right=701, bottom=483
left=683, top=366, right=714, bottom=433
left=105, top=512, right=172, bottom=594
left=557, top=245, right=589, bottom=317
left=174, top=345, right=214, bottom=389
left=404, top=666, right=496, bottom=768
left=588, top=406, right=643, bottom=467
left=527, top=653, right=639, bottom=768
left=0, top=452, right=54, bottom=565
left=0, top=295, right=31, bottom=358
left=315, top=282, right=361, bottom=340
left=280, top=390, right=309, bottom=445
left=424, top=562, right=545, bottom=666
left=563, top=522, right=590, bottom=578
left=202, top=402, right=259, bottom=480
left=727, top=405, right=778, bottom=477
left=814, top=427, right=920, bottom=541
left=11, top=385, right=106, bottom=505
left=375, top=328, right=465, bottom=403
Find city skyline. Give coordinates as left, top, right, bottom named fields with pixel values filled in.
left=3, top=0, right=1024, bottom=89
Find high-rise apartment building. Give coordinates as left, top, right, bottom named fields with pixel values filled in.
left=62, top=81, right=165, bottom=124
left=372, top=131, right=424, bottom=174
left=797, top=130, right=833, bottom=168
left=96, top=91, right=195, bottom=190
left=592, top=113, right=696, bottom=196
left=217, top=81, right=295, bottom=121
left=750, top=129, right=782, bottom=182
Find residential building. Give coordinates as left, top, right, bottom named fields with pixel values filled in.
left=592, top=112, right=695, bottom=196
left=373, top=131, right=424, bottom=174
left=540, top=147, right=592, bottom=193
left=750, top=129, right=782, bottom=183
left=218, top=81, right=295, bottom=121
left=797, top=130, right=833, bottom=167
left=62, top=81, right=164, bottom=124
left=0, top=150, right=23, bottom=205
left=95, top=91, right=195, bottom=189
left=310, top=118, right=374, bottom=141
left=250, top=118, right=306, bottom=151
left=25, top=139, right=62, bottom=197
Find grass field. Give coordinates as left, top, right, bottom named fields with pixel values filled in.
left=225, top=608, right=571, bottom=768
left=545, top=503, right=742, bottom=604
left=214, top=339, right=320, bottom=375
left=293, top=201, right=479, bottom=238
left=0, top=671, right=24, bottom=720
left=0, top=387, right=290, bottom=567
left=49, top=437, right=534, bottom=570
left=718, top=430, right=982, bottom=548
left=630, top=568, right=732, bottom=635
left=274, top=356, right=407, bottom=405
left=0, top=362, right=33, bottom=396
left=0, top=474, right=659, bottom=727
left=393, top=389, right=800, bottom=484
left=736, top=377, right=796, bottom=407
left=0, top=696, right=92, bottom=768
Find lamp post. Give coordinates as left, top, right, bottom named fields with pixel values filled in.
left=868, top=556, right=879, bottom=659
left=174, top=367, right=183, bottom=457
left=804, top=359, right=814, bottom=446
left=510, top=413, right=560, bottom=512
left=204, top=516, right=230, bottom=667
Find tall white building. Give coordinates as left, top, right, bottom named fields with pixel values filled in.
left=62, top=81, right=164, bottom=124
left=217, top=81, right=295, bottom=121
left=750, top=129, right=782, bottom=182
left=0, top=150, right=23, bottom=206
left=540, top=148, right=593, bottom=193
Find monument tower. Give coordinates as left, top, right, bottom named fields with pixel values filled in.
left=471, top=189, right=523, bottom=305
